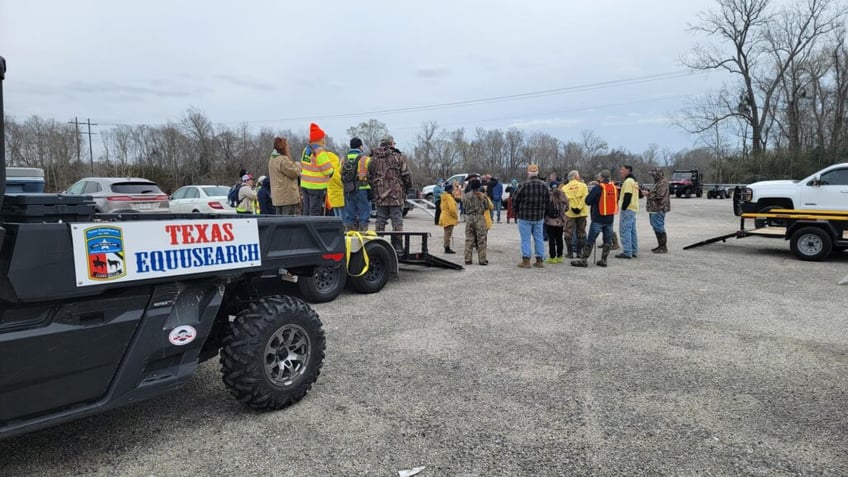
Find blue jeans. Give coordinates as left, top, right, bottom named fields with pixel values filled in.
left=518, top=219, right=545, bottom=258
left=587, top=220, right=614, bottom=246
left=343, top=190, right=371, bottom=228
left=619, top=209, right=637, bottom=256
left=649, top=211, right=666, bottom=234
left=491, top=199, right=502, bottom=222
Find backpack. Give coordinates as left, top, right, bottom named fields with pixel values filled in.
left=227, top=182, right=242, bottom=207
left=341, top=154, right=363, bottom=193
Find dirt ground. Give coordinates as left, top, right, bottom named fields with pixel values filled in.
left=2, top=198, right=847, bottom=476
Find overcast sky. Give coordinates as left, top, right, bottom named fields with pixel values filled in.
left=1, top=0, right=727, bottom=153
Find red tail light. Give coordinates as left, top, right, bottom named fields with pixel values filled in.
left=208, top=201, right=224, bottom=210
left=106, top=196, right=134, bottom=201
left=322, top=253, right=344, bottom=262
left=152, top=195, right=168, bottom=201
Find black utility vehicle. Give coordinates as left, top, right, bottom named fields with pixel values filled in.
left=0, top=57, right=345, bottom=439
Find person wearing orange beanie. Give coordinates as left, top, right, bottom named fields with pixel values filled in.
left=300, top=122, right=335, bottom=216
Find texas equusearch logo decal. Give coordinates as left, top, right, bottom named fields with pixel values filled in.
left=85, top=226, right=126, bottom=281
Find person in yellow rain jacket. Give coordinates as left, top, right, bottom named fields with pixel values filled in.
left=561, top=170, right=589, bottom=258
left=326, top=151, right=345, bottom=218
left=300, top=123, right=334, bottom=216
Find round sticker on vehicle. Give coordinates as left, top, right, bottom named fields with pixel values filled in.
left=168, top=325, right=197, bottom=346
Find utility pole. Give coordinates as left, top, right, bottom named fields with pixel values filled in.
left=86, top=119, right=97, bottom=174
left=68, top=117, right=81, bottom=164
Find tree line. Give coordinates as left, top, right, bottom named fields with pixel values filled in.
left=4, top=0, right=847, bottom=193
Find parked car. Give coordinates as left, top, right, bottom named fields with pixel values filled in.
left=169, top=185, right=237, bottom=214
left=64, top=177, right=170, bottom=213
left=422, top=173, right=468, bottom=203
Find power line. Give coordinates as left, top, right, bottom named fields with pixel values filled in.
left=95, top=69, right=707, bottom=128
left=243, top=70, right=703, bottom=124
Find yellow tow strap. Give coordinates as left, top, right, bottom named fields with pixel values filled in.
left=345, top=230, right=378, bottom=277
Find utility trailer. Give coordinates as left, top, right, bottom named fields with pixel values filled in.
left=684, top=208, right=848, bottom=261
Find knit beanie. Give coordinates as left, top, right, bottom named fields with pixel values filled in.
left=309, top=123, right=326, bottom=143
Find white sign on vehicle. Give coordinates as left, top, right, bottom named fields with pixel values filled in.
left=70, top=219, right=261, bottom=287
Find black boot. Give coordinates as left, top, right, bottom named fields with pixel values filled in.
left=570, top=244, right=593, bottom=268
left=651, top=232, right=662, bottom=253
left=445, top=247, right=456, bottom=254
left=597, top=245, right=611, bottom=267
left=655, top=232, right=668, bottom=253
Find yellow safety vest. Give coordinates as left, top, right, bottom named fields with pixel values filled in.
left=301, top=145, right=334, bottom=190
left=347, top=151, right=372, bottom=190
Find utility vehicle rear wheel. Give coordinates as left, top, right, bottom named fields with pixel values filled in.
left=298, top=264, right=346, bottom=303
left=220, top=295, right=325, bottom=410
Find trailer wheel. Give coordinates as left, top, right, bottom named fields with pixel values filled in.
left=220, top=295, right=325, bottom=410
left=790, top=227, right=832, bottom=261
left=348, top=242, right=393, bottom=294
left=297, top=264, right=346, bottom=303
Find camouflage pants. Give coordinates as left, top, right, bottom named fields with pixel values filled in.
left=464, top=214, right=488, bottom=263
left=276, top=204, right=301, bottom=216
left=375, top=205, right=403, bottom=231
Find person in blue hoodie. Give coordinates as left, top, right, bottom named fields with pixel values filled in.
left=256, top=175, right=275, bottom=215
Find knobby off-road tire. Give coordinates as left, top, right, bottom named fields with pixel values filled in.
left=348, top=242, right=392, bottom=294
left=220, top=295, right=325, bottom=410
left=297, top=264, right=346, bottom=303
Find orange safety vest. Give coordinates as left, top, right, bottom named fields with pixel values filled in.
left=599, top=182, right=618, bottom=216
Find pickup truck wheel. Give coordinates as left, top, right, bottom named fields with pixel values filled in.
left=348, top=242, right=392, bottom=294
left=220, top=296, right=325, bottom=410
left=754, top=205, right=784, bottom=228
left=790, top=227, right=832, bottom=261
left=298, top=264, right=346, bottom=303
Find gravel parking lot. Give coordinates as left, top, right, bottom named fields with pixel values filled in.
left=2, top=198, right=847, bottom=476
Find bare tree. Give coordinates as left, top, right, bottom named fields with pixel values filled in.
left=684, top=0, right=844, bottom=156
left=345, top=119, right=389, bottom=152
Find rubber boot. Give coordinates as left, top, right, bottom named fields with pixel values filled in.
left=655, top=232, right=668, bottom=253
left=359, top=223, right=369, bottom=232
left=651, top=232, right=662, bottom=253
left=597, top=245, right=611, bottom=267
left=575, top=239, right=585, bottom=259
left=601, top=232, right=620, bottom=250
left=570, top=244, right=592, bottom=268
left=391, top=225, right=404, bottom=255
left=534, top=257, right=544, bottom=268
left=565, top=242, right=573, bottom=260
left=445, top=246, right=456, bottom=254
left=517, top=257, right=531, bottom=268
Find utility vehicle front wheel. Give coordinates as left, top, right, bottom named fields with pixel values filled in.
left=220, top=296, right=325, bottom=410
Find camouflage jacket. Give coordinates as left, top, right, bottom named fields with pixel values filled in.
left=645, top=178, right=671, bottom=213
left=367, top=146, right=413, bottom=206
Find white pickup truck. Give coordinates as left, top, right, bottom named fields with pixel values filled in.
left=735, top=162, right=848, bottom=215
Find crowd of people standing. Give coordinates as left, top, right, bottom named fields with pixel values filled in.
left=231, top=123, right=413, bottom=236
